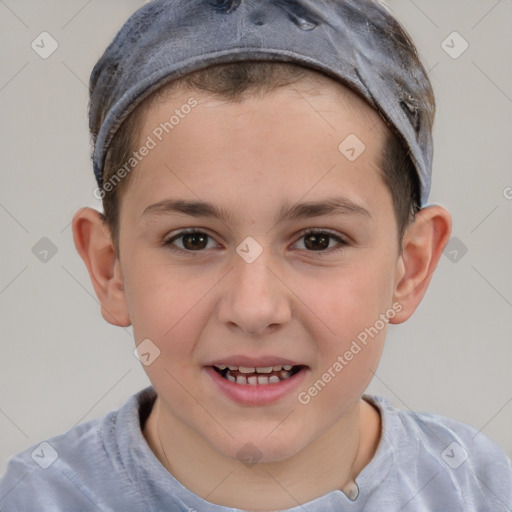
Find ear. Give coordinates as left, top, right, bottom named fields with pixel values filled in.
left=71, top=207, right=131, bottom=327
left=390, top=205, right=452, bottom=324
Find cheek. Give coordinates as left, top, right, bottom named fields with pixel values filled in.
left=306, top=253, right=396, bottom=339
left=125, top=262, right=214, bottom=401
left=298, top=250, right=395, bottom=399
left=298, top=268, right=391, bottom=412
left=123, top=254, right=215, bottom=348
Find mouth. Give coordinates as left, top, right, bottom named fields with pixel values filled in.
left=205, top=360, right=309, bottom=406
left=211, top=364, right=305, bottom=385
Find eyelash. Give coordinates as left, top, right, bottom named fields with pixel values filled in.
left=163, top=228, right=349, bottom=255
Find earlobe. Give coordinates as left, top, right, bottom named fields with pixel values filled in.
left=390, top=205, right=452, bottom=324
left=71, top=207, right=131, bottom=327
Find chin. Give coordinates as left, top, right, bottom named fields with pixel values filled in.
left=211, top=429, right=307, bottom=466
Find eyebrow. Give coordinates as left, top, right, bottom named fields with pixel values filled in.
left=142, top=196, right=372, bottom=224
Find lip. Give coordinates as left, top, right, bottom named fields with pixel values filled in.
left=204, top=365, right=308, bottom=406
left=205, top=355, right=304, bottom=368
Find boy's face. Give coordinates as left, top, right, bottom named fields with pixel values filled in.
left=116, top=77, right=404, bottom=461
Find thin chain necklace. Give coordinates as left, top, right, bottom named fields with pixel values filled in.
left=155, top=399, right=172, bottom=471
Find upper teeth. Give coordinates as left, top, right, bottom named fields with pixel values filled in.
left=216, top=364, right=293, bottom=373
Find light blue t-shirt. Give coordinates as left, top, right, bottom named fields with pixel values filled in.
left=1, top=386, right=511, bottom=511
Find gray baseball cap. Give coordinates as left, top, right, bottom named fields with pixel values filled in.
left=90, top=0, right=434, bottom=205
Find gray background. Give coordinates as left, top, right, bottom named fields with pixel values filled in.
left=1, top=0, right=511, bottom=475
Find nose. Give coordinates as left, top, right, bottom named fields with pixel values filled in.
left=217, top=250, right=292, bottom=336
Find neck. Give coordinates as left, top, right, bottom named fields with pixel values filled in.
left=143, top=398, right=381, bottom=510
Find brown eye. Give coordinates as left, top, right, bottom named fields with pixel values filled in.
left=304, top=233, right=330, bottom=251
left=294, top=229, right=348, bottom=253
left=182, top=233, right=208, bottom=250
left=165, top=230, right=217, bottom=252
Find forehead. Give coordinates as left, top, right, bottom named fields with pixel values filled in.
left=123, top=77, right=391, bottom=221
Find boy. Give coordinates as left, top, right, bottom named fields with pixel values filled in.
left=1, top=0, right=511, bottom=510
